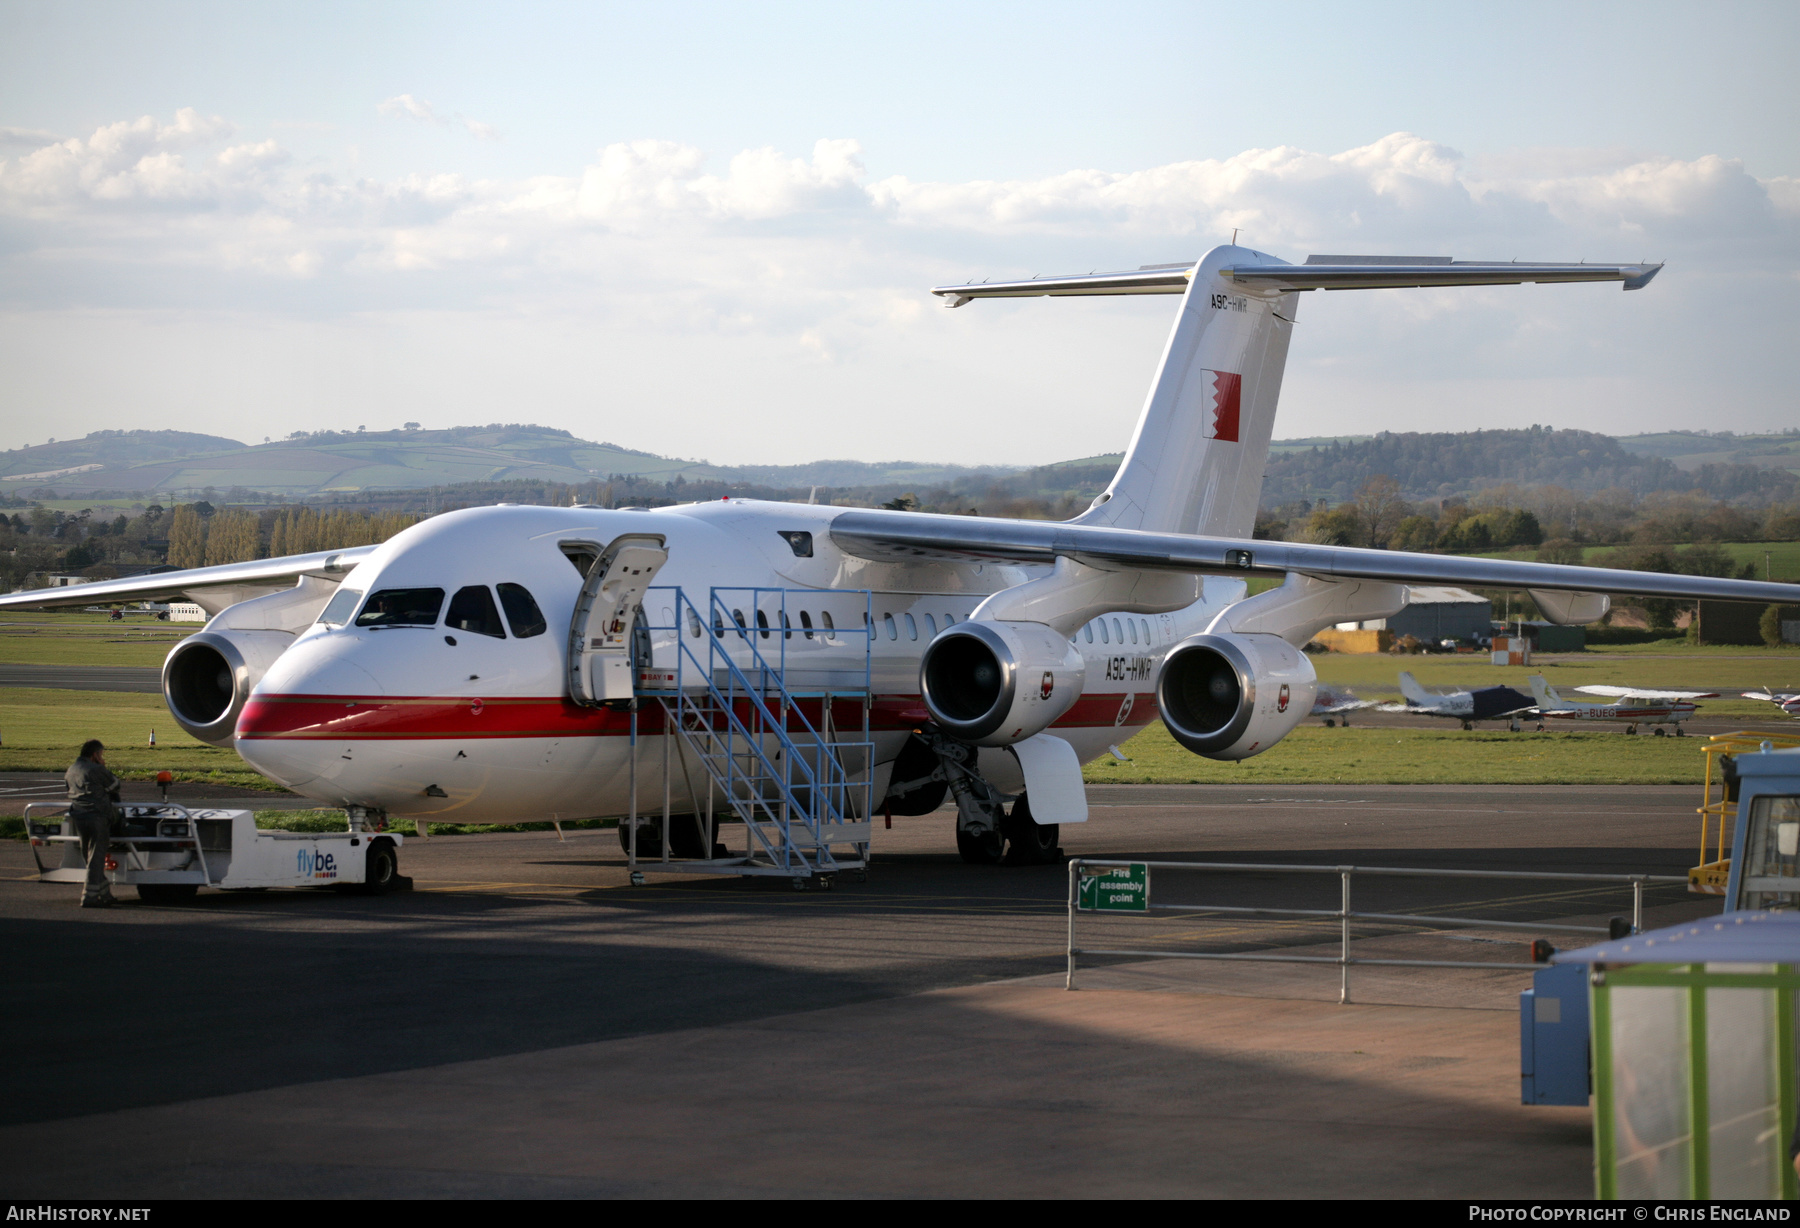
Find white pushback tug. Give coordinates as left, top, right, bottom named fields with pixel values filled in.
left=25, top=803, right=408, bottom=901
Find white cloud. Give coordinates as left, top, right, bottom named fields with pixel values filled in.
left=379, top=94, right=500, bottom=141
left=378, top=94, right=443, bottom=125
left=0, top=126, right=62, bottom=150
left=0, top=115, right=1794, bottom=459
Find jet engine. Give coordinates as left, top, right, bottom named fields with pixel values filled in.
left=1156, top=632, right=1317, bottom=761
left=159, top=577, right=341, bottom=746
left=919, top=620, right=1084, bottom=746
left=162, top=629, right=294, bottom=747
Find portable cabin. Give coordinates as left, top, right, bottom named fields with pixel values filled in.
left=1552, top=913, right=1800, bottom=1200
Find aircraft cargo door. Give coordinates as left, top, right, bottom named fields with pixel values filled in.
left=565, top=534, right=668, bottom=705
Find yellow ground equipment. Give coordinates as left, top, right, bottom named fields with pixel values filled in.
left=1693, top=730, right=1800, bottom=894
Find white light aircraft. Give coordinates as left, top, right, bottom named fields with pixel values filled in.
left=7, top=245, right=1795, bottom=873
left=1386, top=670, right=1536, bottom=731
left=1528, top=676, right=1719, bottom=736
left=1744, top=689, right=1800, bottom=719
left=1310, top=686, right=1375, bottom=727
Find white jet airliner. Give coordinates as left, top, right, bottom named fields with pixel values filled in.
left=6, top=246, right=1793, bottom=875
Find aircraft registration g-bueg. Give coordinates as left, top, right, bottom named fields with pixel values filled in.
left=9, top=245, right=1793, bottom=882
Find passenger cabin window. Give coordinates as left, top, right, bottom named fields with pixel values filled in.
left=447, top=586, right=507, bottom=638
left=904, top=613, right=917, bottom=640
left=883, top=613, right=897, bottom=641
left=781, top=611, right=792, bottom=640
left=924, top=614, right=937, bottom=635
left=497, top=583, right=547, bottom=638
left=355, top=588, right=444, bottom=628
left=1128, top=619, right=1137, bottom=645
left=756, top=609, right=770, bottom=640
left=1111, top=618, right=1123, bottom=643
left=318, top=588, right=364, bottom=627
left=822, top=610, right=836, bottom=641
left=687, top=608, right=703, bottom=638
left=1099, top=620, right=1109, bottom=644
left=1142, top=619, right=1152, bottom=644
left=732, top=609, right=747, bottom=639
left=1083, top=623, right=1093, bottom=644
left=800, top=610, right=814, bottom=639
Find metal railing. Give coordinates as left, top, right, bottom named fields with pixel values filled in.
left=1065, top=858, right=1691, bottom=1003
left=626, top=585, right=875, bottom=880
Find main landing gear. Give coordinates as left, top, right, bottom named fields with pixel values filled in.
left=910, top=730, right=1062, bottom=867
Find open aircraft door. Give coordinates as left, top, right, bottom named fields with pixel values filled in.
left=564, top=534, right=668, bottom=705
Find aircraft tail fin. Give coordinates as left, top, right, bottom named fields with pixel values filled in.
left=931, top=251, right=1661, bottom=540
left=1528, top=674, right=1556, bottom=708
left=1398, top=671, right=1432, bottom=707
left=1073, top=245, right=1297, bottom=537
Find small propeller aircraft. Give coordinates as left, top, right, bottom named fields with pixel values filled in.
left=3, top=244, right=1793, bottom=873
left=1744, top=689, right=1800, bottom=719
left=1385, top=671, right=1536, bottom=731
left=1527, top=676, right=1718, bottom=736
left=1311, top=686, right=1376, bottom=727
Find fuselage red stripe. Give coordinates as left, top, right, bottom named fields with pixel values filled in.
left=236, top=691, right=1156, bottom=740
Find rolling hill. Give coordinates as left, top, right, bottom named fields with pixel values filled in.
left=4, top=424, right=1796, bottom=508
left=0, top=426, right=1014, bottom=500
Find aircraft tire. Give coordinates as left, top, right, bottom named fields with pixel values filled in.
left=1001, top=796, right=1060, bottom=865
left=666, top=816, right=711, bottom=860
left=137, top=883, right=199, bottom=905
left=619, top=818, right=662, bottom=858
left=1653, top=728, right=1666, bottom=737
left=956, top=826, right=1005, bottom=865
left=619, top=816, right=714, bottom=860
left=1324, top=719, right=1335, bottom=728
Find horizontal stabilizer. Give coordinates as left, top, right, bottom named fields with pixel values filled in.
left=932, top=255, right=1660, bottom=305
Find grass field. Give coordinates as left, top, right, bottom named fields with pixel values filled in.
left=1310, top=642, right=1800, bottom=719
left=1, top=614, right=1794, bottom=791
left=0, top=611, right=194, bottom=667
left=0, top=688, right=275, bottom=789
left=1090, top=722, right=1717, bottom=785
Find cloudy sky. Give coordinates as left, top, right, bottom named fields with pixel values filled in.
left=1, top=0, right=1795, bottom=466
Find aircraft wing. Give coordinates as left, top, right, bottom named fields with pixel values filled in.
left=1575, top=685, right=1720, bottom=700
left=828, top=509, right=1800, bottom=604
left=0, top=547, right=376, bottom=611
left=931, top=257, right=1661, bottom=306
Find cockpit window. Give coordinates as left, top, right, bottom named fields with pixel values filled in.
left=497, top=583, right=547, bottom=638
left=317, top=588, right=363, bottom=627
left=355, top=588, right=444, bottom=628
left=447, top=586, right=506, bottom=639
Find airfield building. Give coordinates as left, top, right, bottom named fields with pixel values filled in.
left=1333, top=586, right=1492, bottom=643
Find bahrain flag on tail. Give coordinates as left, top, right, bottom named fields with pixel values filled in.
left=1199, top=369, right=1241, bottom=442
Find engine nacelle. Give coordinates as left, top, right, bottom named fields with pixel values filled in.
left=1156, top=632, right=1316, bottom=761
left=162, top=629, right=293, bottom=747
left=919, top=620, right=1085, bottom=747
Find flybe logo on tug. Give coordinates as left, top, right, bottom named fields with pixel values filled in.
left=297, top=847, right=338, bottom=880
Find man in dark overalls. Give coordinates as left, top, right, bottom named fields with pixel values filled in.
left=65, top=739, right=121, bottom=909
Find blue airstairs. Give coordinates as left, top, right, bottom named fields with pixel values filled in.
left=625, top=587, right=875, bottom=887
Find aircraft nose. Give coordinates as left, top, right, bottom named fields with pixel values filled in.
left=234, top=639, right=387, bottom=790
